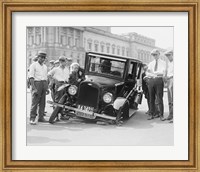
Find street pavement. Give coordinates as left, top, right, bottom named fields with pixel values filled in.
left=27, top=90, right=173, bottom=146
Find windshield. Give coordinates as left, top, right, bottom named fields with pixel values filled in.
left=88, top=55, right=125, bottom=78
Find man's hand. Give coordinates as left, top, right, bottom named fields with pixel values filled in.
left=46, top=89, right=50, bottom=95
left=29, top=78, right=38, bottom=95
left=32, top=87, right=38, bottom=95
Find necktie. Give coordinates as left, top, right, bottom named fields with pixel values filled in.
left=154, top=60, right=158, bottom=71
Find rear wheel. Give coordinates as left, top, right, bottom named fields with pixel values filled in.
left=49, top=94, right=67, bottom=123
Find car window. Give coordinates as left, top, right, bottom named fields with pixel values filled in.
left=89, top=56, right=125, bottom=78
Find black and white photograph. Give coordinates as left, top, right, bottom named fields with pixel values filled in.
left=1, top=0, right=199, bottom=169
left=26, top=26, right=174, bottom=146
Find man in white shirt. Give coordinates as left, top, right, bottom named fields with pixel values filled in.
left=29, top=51, right=48, bottom=125
left=164, top=49, right=174, bottom=123
left=48, top=56, right=70, bottom=103
left=146, top=49, right=166, bottom=121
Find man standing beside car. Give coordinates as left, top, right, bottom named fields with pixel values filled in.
left=48, top=56, right=70, bottom=103
left=164, top=49, right=174, bottom=123
left=146, top=49, right=166, bottom=121
left=29, top=51, right=48, bottom=125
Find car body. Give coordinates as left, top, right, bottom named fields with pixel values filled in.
left=48, top=52, right=143, bottom=125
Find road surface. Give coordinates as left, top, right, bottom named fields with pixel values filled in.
left=27, top=90, right=174, bottom=146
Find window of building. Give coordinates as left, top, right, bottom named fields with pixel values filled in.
left=36, top=34, right=41, bottom=45
left=122, top=47, right=125, bottom=56
left=101, top=45, right=104, bottom=52
left=28, top=36, right=34, bottom=46
left=126, top=48, right=129, bottom=56
left=61, top=35, right=64, bottom=45
left=88, top=42, right=92, bottom=51
left=75, top=37, right=79, bottom=47
left=94, top=44, right=98, bottom=52
left=117, top=47, right=120, bottom=55
left=83, top=38, right=86, bottom=49
left=107, top=46, right=110, bottom=53
left=67, top=37, right=72, bottom=46
left=141, top=52, right=144, bottom=62
left=106, top=43, right=110, bottom=54
left=112, top=45, right=115, bottom=54
left=87, top=39, right=93, bottom=51
left=138, top=51, right=141, bottom=60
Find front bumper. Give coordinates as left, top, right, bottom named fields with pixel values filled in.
left=47, top=100, right=116, bottom=120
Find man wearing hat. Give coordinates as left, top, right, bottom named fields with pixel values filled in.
left=48, top=60, right=56, bottom=102
left=48, top=56, right=70, bottom=103
left=66, top=57, right=73, bottom=70
left=54, top=60, right=60, bottom=68
left=164, top=49, right=174, bottom=123
left=29, top=51, right=48, bottom=125
left=49, top=60, right=55, bottom=70
left=146, top=49, right=167, bottom=121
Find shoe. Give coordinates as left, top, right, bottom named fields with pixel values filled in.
left=29, top=119, right=36, bottom=125
left=169, top=119, right=173, bottom=123
left=160, top=116, right=166, bottom=121
left=153, top=114, right=160, bottom=118
left=56, top=117, right=60, bottom=122
left=49, top=120, right=55, bottom=124
left=60, top=116, right=70, bottom=120
left=166, top=116, right=173, bottom=120
left=116, top=120, right=123, bottom=126
left=38, top=117, right=47, bottom=122
left=147, top=116, right=154, bottom=120
left=145, top=111, right=149, bottom=114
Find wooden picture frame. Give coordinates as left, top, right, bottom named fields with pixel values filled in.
left=0, top=0, right=199, bottom=171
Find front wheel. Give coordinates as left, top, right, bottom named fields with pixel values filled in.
left=116, top=101, right=129, bottom=125
left=49, top=94, right=67, bottom=123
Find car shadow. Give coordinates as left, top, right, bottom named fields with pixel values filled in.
left=27, top=110, right=173, bottom=132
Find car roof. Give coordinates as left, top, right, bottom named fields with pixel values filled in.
left=87, top=52, right=143, bottom=64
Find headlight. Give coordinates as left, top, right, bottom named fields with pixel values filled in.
left=68, top=85, right=77, bottom=95
left=103, top=92, right=113, bottom=103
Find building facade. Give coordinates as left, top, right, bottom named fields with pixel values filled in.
left=27, top=26, right=166, bottom=68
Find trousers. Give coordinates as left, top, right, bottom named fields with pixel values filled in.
left=147, top=78, right=164, bottom=117
left=30, top=81, right=48, bottom=120
left=54, top=82, right=65, bottom=103
left=167, top=78, right=173, bottom=118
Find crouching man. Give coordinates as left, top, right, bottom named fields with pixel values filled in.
left=48, top=56, right=70, bottom=103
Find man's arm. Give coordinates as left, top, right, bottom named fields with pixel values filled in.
left=29, top=78, right=36, bottom=90
left=29, top=63, right=37, bottom=91
left=47, top=68, right=55, bottom=79
left=48, top=68, right=57, bottom=89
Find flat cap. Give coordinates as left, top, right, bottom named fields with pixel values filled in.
left=54, top=60, right=59, bottom=64
left=33, top=55, right=38, bottom=62
left=66, top=57, right=72, bottom=61
left=38, top=51, right=47, bottom=57
left=59, top=56, right=66, bottom=61
left=151, top=49, right=160, bottom=55
left=164, top=49, right=173, bottom=55
left=49, top=60, right=55, bottom=63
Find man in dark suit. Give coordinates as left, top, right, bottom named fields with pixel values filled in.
left=146, top=49, right=167, bottom=121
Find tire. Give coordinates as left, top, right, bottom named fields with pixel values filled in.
left=121, top=101, right=129, bottom=120
left=49, top=94, right=67, bottom=123
left=116, top=101, right=129, bottom=123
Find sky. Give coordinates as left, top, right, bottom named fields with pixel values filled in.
left=111, top=27, right=173, bottom=50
